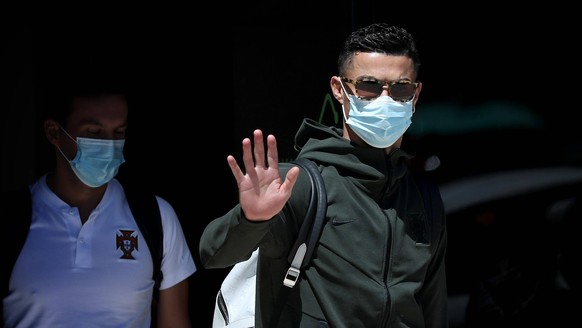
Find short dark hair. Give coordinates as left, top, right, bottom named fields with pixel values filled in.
left=34, top=24, right=134, bottom=127
left=38, top=67, right=131, bottom=127
left=337, top=23, right=421, bottom=77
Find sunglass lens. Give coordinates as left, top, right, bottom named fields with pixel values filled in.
left=390, top=83, right=416, bottom=101
left=355, top=81, right=383, bottom=98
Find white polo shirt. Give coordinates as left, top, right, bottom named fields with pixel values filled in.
left=3, top=176, right=196, bottom=328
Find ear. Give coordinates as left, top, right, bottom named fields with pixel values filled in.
left=330, top=76, right=344, bottom=103
left=412, top=82, right=422, bottom=109
left=44, top=119, right=61, bottom=146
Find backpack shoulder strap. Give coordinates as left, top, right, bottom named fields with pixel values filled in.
left=2, top=187, right=32, bottom=319
left=412, top=170, right=445, bottom=245
left=269, top=158, right=327, bottom=326
left=2, top=187, right=33, bottom=292
left=122, top=183, right=164, bottom=303
left=284, top=157, right=327, bottom=288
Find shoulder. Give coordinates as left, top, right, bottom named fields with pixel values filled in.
left=1, top=186, right=33, bottom=235
left=283, top=160, right=318, bottom=199
left=408, top=169, right=446, bottom=232
left=409, top=169, right=441, bottom=198
left=115, top=178, right=181, bottom=232
left=278, top=160, right=314, bottom=198
left=154, top=195, right=179, bottom=223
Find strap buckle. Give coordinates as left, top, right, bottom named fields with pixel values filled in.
left=283, top=243, right=306, bottom=288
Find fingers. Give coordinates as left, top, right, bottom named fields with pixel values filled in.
left=253, top=129, right=265, bottom=168
left=230, top=129, right=279, bottom=184
left=227, top=155, right=244, bottom=185
left=240, top=135, right=256, bottom=179
left=266, top=134, right=279, bottom=171
left=281, top=165, right=300, bottom=193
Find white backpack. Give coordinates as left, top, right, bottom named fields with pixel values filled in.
left=212, top=249, right=258, bottom=328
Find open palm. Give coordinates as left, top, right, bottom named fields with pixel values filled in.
left=227, top=129, right=300, bottom=221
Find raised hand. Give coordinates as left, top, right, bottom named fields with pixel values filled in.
left=227, top=129, right=300, bottom=221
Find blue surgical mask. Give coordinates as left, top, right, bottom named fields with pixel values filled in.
left=341, top=82, right=414, bottom=148
left=57, top=128, right=126, bottom=188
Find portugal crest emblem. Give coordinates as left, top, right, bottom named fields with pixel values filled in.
left=116, top=229, right=138, bottom=260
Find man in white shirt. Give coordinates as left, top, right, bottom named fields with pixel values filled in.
left=2, top=79, right=196, bottom=328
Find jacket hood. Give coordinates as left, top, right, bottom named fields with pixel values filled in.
left=294, top=118, right=413, bottom=196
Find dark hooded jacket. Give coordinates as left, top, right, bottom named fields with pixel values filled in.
left=200, top=118, right=448, bottom=328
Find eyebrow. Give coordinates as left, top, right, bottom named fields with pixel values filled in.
left=78, top=118, right=128, bottom=129
left=354, top=75, right=379, bottom=81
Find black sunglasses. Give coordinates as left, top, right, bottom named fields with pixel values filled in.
left=341, top=77, right=419, bottom=102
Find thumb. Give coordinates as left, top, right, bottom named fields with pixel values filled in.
left=280, top=166, right=301, bottom=194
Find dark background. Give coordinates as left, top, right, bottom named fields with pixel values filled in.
left=2, top=2, right=579, bottom=327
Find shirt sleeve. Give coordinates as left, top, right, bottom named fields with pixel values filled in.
left=155, top=196, right=197, bottom=290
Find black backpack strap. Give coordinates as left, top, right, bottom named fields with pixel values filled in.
left=284, top=158, right=327, bottom=288
left=1, top=187, right=32, bottom=320
left=412, top=171, right=444, bottom=246
left=123, top=183, right=164, bottom=309
left=269, top=158, right=327, bottom=326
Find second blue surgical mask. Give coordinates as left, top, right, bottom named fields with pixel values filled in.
left=57, top=127, right=126, bottom=188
